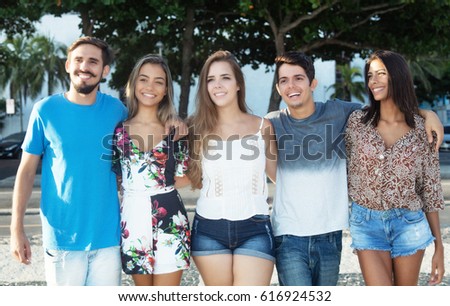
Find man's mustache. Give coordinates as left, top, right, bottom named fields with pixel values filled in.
left=75, top=70, right=96, bottom=78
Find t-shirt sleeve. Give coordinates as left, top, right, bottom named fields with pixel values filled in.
left=120, top=103, right=128, bottom=121
left=331, top=99, right=363, bottom=122
left=341, top=100, right=363, bottom=121
left=21, top=105, right=47, bottom=156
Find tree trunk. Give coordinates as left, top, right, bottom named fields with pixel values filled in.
left=48, top=73, right=53, bottom=96
left=20, top=87, right=27, bottom=132
left=80, top=9, right=94, bottom=36
left=267, top=76, right=282, bottom=113
left=267, top=33, right=285, bottom=113
left=178, top=7, right=195, bottom=119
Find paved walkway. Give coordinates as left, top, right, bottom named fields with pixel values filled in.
left=1, top=229, right=449, bottom=286
left=1, top=168, right=450, bottom=286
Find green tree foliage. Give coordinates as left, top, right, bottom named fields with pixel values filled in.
left=239, top=0, right=450, bottom=111
left=1, top=36, right=44, bottom=103
left=31, top=36, right=69, bottom=95
left=415, top=60, right=450, bottom=106
left=0, top=35, right=68, bottom=130
left=0, top=35, right=68, bottom=103
left=60, top=0, right=260, bottom=118
left=2, top=0, right=449, bottom=117
left=0, top=35, right=45, bottom=130
left=0, top=98, right=6, bottom=129
left=409, top=57, right=445, bottom=93
left=41, top=0, right=128, bottom=36
left=0, top=0, right=43, bottom=38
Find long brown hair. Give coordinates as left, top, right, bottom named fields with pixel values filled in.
left=362, top=50, right=419, bottom=128
left=124, top=54, right=176, bottom=124
left=187, top=50, right=249, bottom=189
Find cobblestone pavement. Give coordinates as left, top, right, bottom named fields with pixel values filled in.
left=1, top=234, right=449, bottom=287
left=1, top=268, right=449, bottom=286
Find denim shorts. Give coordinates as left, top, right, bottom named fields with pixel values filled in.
left=349, top=202, right=434, bottom=258
left=191, top=213, right=275, bottom=262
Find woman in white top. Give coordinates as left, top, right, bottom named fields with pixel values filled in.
left=187, top=50, right=277, bottom=285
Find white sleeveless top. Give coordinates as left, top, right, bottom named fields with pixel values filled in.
left=196, top=118, right=269, bottom=220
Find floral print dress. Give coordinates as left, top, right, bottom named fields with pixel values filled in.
left=112, top=123, right=190, bottom=275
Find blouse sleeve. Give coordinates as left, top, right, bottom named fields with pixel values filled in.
left=419, top=133, right=445, bottom=212
left=345, top=111, right=359, bottom=163
left=111, top=124, right=124, bottom=176
left=174, top=136, right=189, bottom=177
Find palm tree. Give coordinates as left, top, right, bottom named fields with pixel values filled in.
left=0, top=35, right=68, bottom=131
left=30, top=35, right=69, bottom=95
left=408, top=56, right=445, bottom=93
left=0, top=44, right=11, bottom=96
left=1, top=35, right=45, bottom=130
left=327, top=64, right=366, bottom=103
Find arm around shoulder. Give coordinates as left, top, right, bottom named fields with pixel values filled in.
left=262, top=118, right=277, bottom=183
left=175, top=175, right=192, bottom=189
left=165, top=116, right=188, bottom=141
left=418, top=109, right=443, bottom=151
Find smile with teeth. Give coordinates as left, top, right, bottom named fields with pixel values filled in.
left=77, top=72, right=94, bottom=80
left=371, top=87, right=384, bottom=94
left=288, top=92, right=301, bottom=98
left=214, top=92, right=226, bottom=97
left=143, top=93, right=156, bottom=98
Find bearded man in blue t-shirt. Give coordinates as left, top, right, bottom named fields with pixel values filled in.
left=10, top=37, right=128, bottom=286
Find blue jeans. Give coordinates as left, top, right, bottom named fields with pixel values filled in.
left=274, top=231, right=342, bottom=286
left=44, top=246, right=122, bottom=286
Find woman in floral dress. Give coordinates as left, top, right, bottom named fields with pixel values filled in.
left=112, top=54, right=190, bottom=286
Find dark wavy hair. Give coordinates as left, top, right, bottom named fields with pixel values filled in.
left=275, top=51, right=315, bottom=85
left=362, top=50, right=419, bottom=128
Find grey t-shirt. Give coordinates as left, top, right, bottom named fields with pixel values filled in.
left=266, top=99, right=361, bottom=237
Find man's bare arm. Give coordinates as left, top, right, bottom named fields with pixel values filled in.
left=10, top=152, right=41, bottom=264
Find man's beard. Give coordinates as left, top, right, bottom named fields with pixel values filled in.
left=73, top=79, right=101, bottom=94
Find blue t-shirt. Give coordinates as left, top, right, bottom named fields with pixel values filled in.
left=266, top=99, right=361, bottom=237
left=22, top=92, right=128, bottom=250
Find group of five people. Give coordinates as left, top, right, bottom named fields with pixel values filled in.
left=10, top=36, right=445, bottom=286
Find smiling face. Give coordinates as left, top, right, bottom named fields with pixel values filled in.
left=367, top=58, right=390, bottom=102
left=65, top=43, right=109, bottom=95
left=135, top=63, right=167, bottom=109
left=276, top=63, right=317, bottom=117
left=206, top=61, right=240, bottom=108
